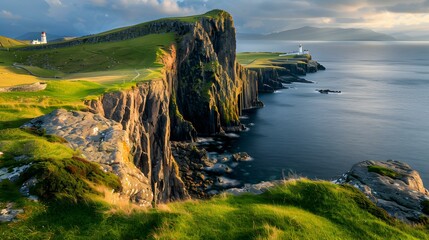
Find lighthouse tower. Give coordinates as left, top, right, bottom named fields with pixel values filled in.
left=299, top=44, right=303, bottom=54
left=41, top=32, right=47, bottom=44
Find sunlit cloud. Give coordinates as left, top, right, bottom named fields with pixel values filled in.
left=0, top=0, right=428, bottom=38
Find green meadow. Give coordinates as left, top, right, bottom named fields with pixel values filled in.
left=0, top=33, right=176, bottom=129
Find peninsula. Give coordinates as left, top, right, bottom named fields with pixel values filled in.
left=0, top=10, right=428, bottom=239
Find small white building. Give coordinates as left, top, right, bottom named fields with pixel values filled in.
left=31, top=32, right=47, bottom=45
left=279, top=44, right=310, bottom=56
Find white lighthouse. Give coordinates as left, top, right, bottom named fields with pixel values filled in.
left=299, top=44, right=303, bottom=54
left=31, top=32, right=48, bottom=45
left=41, top=32, right=47, bottom=44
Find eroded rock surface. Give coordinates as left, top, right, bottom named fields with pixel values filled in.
left=22, top=109, right=153, bottom=206
left=225, top=181, right=278, bottom=196
left=0, top=203, right=23, bottom=223
left=171, top=142, right=215, bottom=199
left=336, top=160, right=429, bottom=223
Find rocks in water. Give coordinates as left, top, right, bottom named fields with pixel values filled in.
left=317, top=89, right=341, bottom=94
left=205, top=163, right=233, bottom=174
left=232, top=152, right=252, bottom=162
left=317, top=63, right=326, bottom=70
left=0, top=203, right=23, bottom=222
left=336, top=160, right=429, bottom=223
left=215, top=176, right=240, bottom=188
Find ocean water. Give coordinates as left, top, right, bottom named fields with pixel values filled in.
left=226, top=41, right=429, bottom=185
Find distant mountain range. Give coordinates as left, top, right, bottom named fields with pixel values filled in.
left=238, top=26, right=397, bottom=41
left=15, top=32, right=76, bottom=42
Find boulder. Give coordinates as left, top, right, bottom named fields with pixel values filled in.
left=232, top=152, right=252, bottom=162
left=21, top=109, right=153, bottom=206
left=336, top=160, right=429, bottom=223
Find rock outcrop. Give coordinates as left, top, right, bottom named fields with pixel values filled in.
left=0, top=82, right=47, bottom=93
left=22, top=109, right=154, bottom=206
left=0, top=203, right=23, bottom=223
left=336, top=160, right=429, bottom=223
left=247, top=58, right=325, bottom=91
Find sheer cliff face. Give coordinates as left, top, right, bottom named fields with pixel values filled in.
left=85, top=12, right=260, bottom=203
left=174, top=13, right=259, bottom=135
left=87, top=48, right=190, bottom=203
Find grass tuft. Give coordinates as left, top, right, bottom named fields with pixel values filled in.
left=367, top=165, right=402, bottom=179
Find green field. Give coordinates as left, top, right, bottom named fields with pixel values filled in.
left=237, top=52, right=311, bottom=69
left=0, top=33, right=176, bottom=129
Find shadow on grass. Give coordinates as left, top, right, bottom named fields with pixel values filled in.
left=0, top=118, right=33, bottom=129
left=22, top=201, right=177, bottom=239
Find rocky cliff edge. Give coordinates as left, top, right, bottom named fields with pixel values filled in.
left=16, top=10, right=261, bottom=205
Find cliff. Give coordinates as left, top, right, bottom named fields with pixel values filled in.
left=237, top=53, right=326, bottom=92
left=76, top=10, right=262, bottom=203
left=5, top=10, right=260, bottom=205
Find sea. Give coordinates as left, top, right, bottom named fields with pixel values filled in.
left=217, top=40, right=429, bottom=186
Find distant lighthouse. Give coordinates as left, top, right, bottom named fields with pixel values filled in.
left=299, top=44, right=303, bottom=54
left=41, top=32, right=47, bottom=44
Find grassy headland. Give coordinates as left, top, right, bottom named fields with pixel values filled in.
left=237, top=52, right=311, bottom=69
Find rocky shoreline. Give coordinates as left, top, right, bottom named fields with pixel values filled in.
left=211, top=159, right=429, bottom=224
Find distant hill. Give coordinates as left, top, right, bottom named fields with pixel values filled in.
left=0, top=36, right=27, bottom=48
left=239, top=26, right=396, bottom=41
left=15, top=32, right=72, bottom=42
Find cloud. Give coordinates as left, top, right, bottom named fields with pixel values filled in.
left=45, top=0, right=63, bottom=7
left=0, top=10, right=21, bottom=20
left=0, top=0, right=428, bottom=38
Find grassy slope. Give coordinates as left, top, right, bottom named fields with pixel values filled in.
left=0, top=36, right=27, bottom=48
left=237, top=52, right=311, bottom=69
left=0, top=34, right=175, bottom=129
left=0, top=180, right=427, bottom=239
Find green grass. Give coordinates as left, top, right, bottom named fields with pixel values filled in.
left=237, top=52, right=311, bottom=69
left=0, top=180, right=427, bottom=239
left=0, top=128, right=121, bottom=202
left=95, top=9, right=229, bottom=38
left=0, top=36, right=27, bottom=48
left=161, top=9, right=230, bottom=23
left=367, top=165, right=402, bottom=179
left=6, top=33, right=175, bottom=75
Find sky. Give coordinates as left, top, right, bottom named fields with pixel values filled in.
left=1, top=0, right=429, bottom=38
